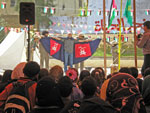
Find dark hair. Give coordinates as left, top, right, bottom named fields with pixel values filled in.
left=49, top=65, right=63, bottom=82
left=144, top=67, right=150, bottom=77
left=23, top=61, right=40, bottom=78
left=130, top=67, right=138, bottom=78
left=36, top=77, right=64, bottom=107
left=42, top=31, right=49, bottom=36
left=81, top=76, right=97, bottom=97
left=57, top=76, right=73, bottom=97
left=119, top=67, right=132, bottom=75
left=143, top=21, right=150, bottom=29
left=79, top=70, right=90, bottom=81
left=91, top=69, right=104, bottom=87
left=2, top=70, right=12, bottom=83
left=136, top=78, right=143, bottom=93
left=95, top=67, right=105, bottom=77
left=38, top=68, right=48, bottom=80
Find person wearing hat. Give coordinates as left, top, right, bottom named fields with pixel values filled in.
left=75, top=34, right=86, bottom=72
left=39, top=31, right=50, bottom=69
left=30, top=35, right=40, bottom=61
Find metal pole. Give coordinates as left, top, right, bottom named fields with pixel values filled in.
left=27, top=25, right=30, bottom=62
left=133, top=0, right=137, bottom=68
left=103, top=0, right=107, bottom=77
left=118, top=0, right=123, bottom=70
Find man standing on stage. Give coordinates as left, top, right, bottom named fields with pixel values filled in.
left=30, top=35, right=39, bottom=61
left=53, top=33, right=90, bottom=72
left=75, top=34, right=85, bottom=71
left=39, top=31, right=50, bottom=69
left=137, top=21, right=150, bottom=76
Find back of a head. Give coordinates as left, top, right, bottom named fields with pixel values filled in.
left=38, top=68, right=48, bottom=80
left=23, top=61, right=40, bottom=78
left=2, top=70, right=12, bottom=83
left=144, top=67, right=150, bottom=78
left=79, top=70, right=90, bottom=81
left=36, top=77, right=64, bottom=107
left=143, top=21, right=150, bottom=29
left=81, top=76, right=97, bottom=97
left=49, top=65, right=63, bottom=82
left=57, top=76, right=73, bottom=98
left=130, top=67, right=138, bottom=78
left=119, top=67, right=132, bottom=75
left=91, top=69, right=103, bottom=86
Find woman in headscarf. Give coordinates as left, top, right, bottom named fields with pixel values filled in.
left=142, top=75, right=150, bottom=113
left=11, top=62, right=26, bottom=80
left=101, top=73, right=146, bottom=113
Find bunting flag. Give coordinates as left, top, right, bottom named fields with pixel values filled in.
left=40, top=38, right=101, bottom=64
left=108, top=0, right=117, bottom=29
left=124, top=0, right=133, bottom=26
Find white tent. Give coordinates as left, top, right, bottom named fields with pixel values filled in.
left=0, top=31, right=26, bottom=70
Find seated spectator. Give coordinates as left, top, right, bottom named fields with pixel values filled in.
left=95, top=67, right=105, bottom=79
left=0, top=61, right=40, bottom=111
left=101, top=73, right=146, bottom=113
left=49, top=65, right=63, bottom=83
left=130, top=67, right=143, bottom=93
left=78, top=70, right=90, bottom=88
left=58, top=76, right=73, bottom=106
left=66, top=68, right=83, bottom=100
left=61, top=76, right=116, bottom=113
left=130, top=67, right=138, bottom=78
left=79, top=76, right=117, bottom=113
left=142, top=75, right=150, bottom=113
left=91, top=69, right=104, bottom=89
left=30, top=77, right=64, bottom=113
left=119, top=67, right=132, bottom=75
left=0, top=70, right=12, bottom=93
left=144, top=67, right=150, bottom=78
left=38, top=68, right=48, bottom=80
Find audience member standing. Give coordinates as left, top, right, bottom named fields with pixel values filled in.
left=137, top=21, right=150, bottom=76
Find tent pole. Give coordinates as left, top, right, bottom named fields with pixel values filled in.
left=103, top=0, right=107, bottom=77
left=133, top=0, right=137, bottom=68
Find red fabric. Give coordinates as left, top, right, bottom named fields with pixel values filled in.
left=75, top=43, right=92, bottom=58
left=50, top=39, right=61, bottom=56
left=0, top=78, right=37, bottom=109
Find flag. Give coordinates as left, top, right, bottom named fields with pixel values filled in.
left=108, top=0, right=117, bottom=29
left=124, top=0, right=133, bottom=26
left=50, top=39, right=61, bottom=56
left=40, top=37, right=101, bottom=64
left=75, top=43, right=92, bottom=58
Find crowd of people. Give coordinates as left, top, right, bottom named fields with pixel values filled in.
left=0, top=17, right=150, bottom=113
left=0, top=61, right=150, bottom=113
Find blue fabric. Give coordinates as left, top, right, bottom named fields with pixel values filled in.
left=40, top=37, right=101, bottom=64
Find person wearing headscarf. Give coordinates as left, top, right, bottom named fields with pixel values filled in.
left=142, top=75, right=150, bottom=113
left=66, top=68, right=83, bottom=101
left=11, top=62, right=26, bottom=80
left=101, top=73, right=146, bottom=113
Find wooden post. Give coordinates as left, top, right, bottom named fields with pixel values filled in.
left=103, top=0, right=107, bottom=77
left=133, top=0, right=137, bottom=68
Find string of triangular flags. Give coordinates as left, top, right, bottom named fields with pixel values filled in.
left=1, top=2, right=150, bottom=16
